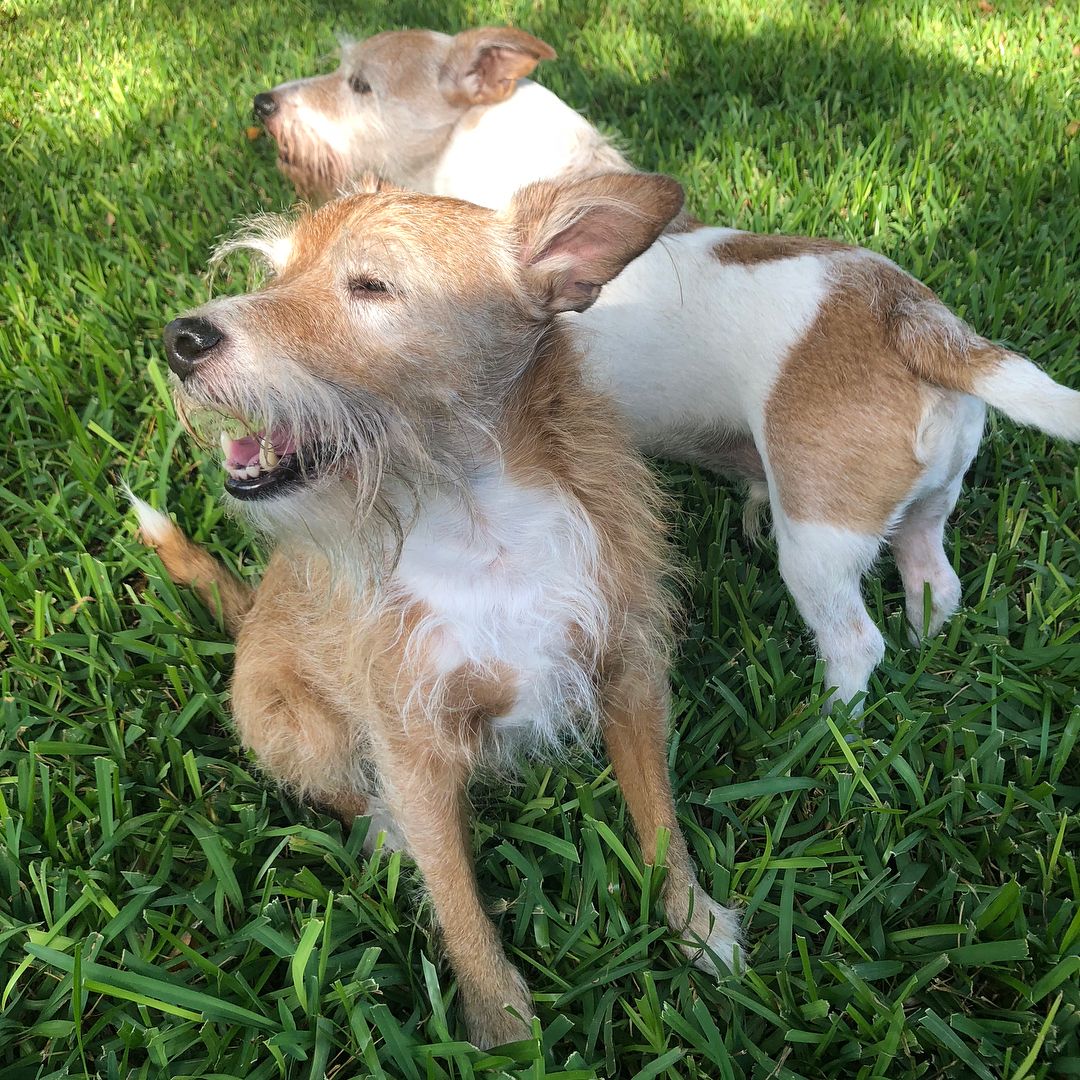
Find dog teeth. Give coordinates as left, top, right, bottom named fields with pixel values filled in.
left=259, top=443, right=279, bottom=471
left=225, top=464, right=261, bottom=480
left=220, top=431, right=231, bottom=459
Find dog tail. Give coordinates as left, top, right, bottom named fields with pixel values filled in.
left=964, top=348, right=1080, bottom=441
left=894, top=296, right=1080, bottom=441
left=123, top=485, right=254, bottom=635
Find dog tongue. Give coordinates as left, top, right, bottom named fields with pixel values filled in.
left=222, top=429, right=296, bottom=469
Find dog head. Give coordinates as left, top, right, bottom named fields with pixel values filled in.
left=162, top=173, right=682, bottom=540
left=253, top=27, right=556, bottom=201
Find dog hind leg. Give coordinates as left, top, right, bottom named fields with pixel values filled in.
left=890, top=480, right=965, bottom=643
left=230, top=652, right=404, bottom=849
left=772, top=512, right=886, bottom=712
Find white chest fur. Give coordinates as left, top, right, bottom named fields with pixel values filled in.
left=390, top=467, right=607, bottom=751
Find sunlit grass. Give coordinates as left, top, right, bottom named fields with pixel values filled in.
left=1, top=0, right=1078, bottom=1076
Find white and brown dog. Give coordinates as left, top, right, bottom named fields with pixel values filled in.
left=254, top=26, right=1080, bottom=709
left=131, top=174, right=741, bottom=1047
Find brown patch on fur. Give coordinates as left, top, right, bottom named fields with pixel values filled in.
left=713, top=231, right=852, bottom=266
left=765, top=259, right=991, bottom=532
left=440, top=662, right=519, bottom=746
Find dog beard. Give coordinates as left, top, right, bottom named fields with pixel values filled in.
left=172, top=374, right=497, bottom=579
left=271, top=119, right=351, bottom=202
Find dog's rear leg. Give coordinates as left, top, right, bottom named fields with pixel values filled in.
left=772, top=512, right=886, bottom=713
left=231, top=659, right=403, bottom=851
left=601, top=667, right=742, bottom=972
left=370, top=726, right=532, bottom=1049
left=890, top=480, right=964, bottom=643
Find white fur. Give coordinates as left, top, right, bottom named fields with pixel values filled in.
left=569, top=229, right=833, bottom=452
left=973, top=356, right=1080, bottom=441
left=433, top=81, right=625, bottom=210
left=391, top=465, right=607, bottom=753
left=770, top=515, right=886, bottom=711
left=122, top=483, right=174, bottom=545
left=361, top=793, right=407, bottom=853
left=211, top=214, right=294, bottom=276
left=678, top=887, right=743, bottom=974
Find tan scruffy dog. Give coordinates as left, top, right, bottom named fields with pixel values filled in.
left=129, top=173, right=742, bottom=1048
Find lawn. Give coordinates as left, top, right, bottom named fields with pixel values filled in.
left=1, top=0, right=1078, bottom=1076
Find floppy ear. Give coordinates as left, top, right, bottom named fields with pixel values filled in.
left=439, top=27, right=557, bottom=107
left=507, top=173, right=685, bottom=314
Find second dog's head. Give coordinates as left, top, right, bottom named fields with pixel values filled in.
left=253, top=27, right=555, bottom=201
left=163, top=173, right=682, bottom=541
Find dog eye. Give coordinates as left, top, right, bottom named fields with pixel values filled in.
left=348, top=276, right=390, bottom=298
left=349, top=74, right=372, bottom=95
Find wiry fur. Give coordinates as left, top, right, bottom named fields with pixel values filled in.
left=139, top=173, right=740, bottom=1049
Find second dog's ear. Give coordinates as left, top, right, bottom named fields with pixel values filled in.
left=439, top=27, right=556, bottom=107
left=508, top=173, right=685, bottom=314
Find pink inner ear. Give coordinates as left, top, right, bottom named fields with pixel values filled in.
left=472, top=47, right=512, bottom=88
left=533, top=220, right=612, bottom=277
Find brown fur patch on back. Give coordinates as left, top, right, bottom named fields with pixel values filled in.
left=765, top=260, right=952, bottom=533
left=713, top=232, right=852, bottom=267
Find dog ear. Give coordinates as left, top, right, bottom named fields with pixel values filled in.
left=507, top=173, right=685, bottom=314
left=439, top=27, right=556, bottom=107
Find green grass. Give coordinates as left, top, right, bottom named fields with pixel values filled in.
left=1, top=0, right=1079, bottom=1075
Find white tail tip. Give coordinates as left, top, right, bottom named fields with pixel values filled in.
left=120, top=481, right=175, bottom=545
left=973, top=355, right=1080, bottom=442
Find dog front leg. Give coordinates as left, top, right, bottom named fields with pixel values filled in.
left=601, top=667, right=742, bottom=973
left=369, top=725, right=533, bottom=1048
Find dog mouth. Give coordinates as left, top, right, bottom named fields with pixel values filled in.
left=220, top=428, right=309, bottom=500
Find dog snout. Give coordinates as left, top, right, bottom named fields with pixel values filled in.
left=164, top=316, right=223, bottom=380
left=253, top=92, right=278, bottom=120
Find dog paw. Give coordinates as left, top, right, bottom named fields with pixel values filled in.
left=460, top=966, right=533, bottom=1049
left=673, top=887, right=743, bottom=975
left=904, top=575, right=961, bottom=646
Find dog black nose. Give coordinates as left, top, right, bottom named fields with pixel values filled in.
left=164, top=317, right=222, bottom=380
left=253, top=92, right=278, bottom=120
